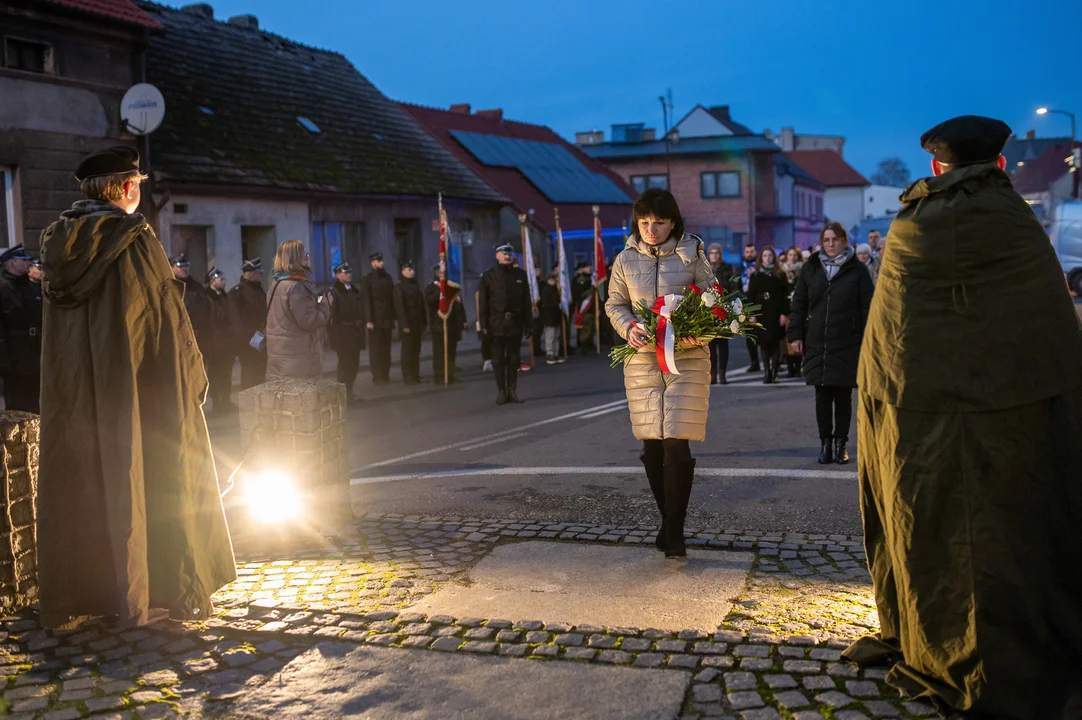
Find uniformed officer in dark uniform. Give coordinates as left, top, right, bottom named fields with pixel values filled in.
left=571, top=260, right=595, bottom=354
left=393, top=261, right=426, bottom=385
left=228, top=258, right=267, bottom=390
left=328, top=262, right=364, bottom=402
left=204, top=267, right=236, bottom=413
left=0, top=245, right=42, bottom=412
left=361, top=252, right=395, bottom=385
left=170, top=254, right=213, bottom=355
left=478, top=244, right=532, bottom=404
left=425, top=264, right=466, bottom=385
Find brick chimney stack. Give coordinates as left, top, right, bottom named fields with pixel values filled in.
left=449, top=104, right=471, bottom=115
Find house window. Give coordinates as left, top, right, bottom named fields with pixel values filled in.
left=700, top=171, right=741, bottom=199
left=4, top=37, right=53, bottom=74
left=815, top=196, right=822, bottom=219
left=630, top=174, right=668, bottom=194
left=311, top=221, right=366, bottom=284
left=1, top=168, right=16, bottom=247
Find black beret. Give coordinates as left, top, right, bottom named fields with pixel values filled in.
left=0, top=245, right=31, bottom=263
left=495, top=244, right=515, bottom=254
left=241, top=258, right=262, bottom=272
left=920, top=115, right=1012, bottom=166
left=369, top=252, right=383, bottom=261
left=74, top=145, right=140, bottom=182
left=333, top=262, right=352, bottom=274
left=170, top=254, right=190, bottom=267
left=206, top=267, right=223, bottom=282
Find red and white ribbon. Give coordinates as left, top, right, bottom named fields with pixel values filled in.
left=651, top=293, right=683, bottom=375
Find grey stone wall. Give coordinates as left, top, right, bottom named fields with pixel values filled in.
left=0, top=412, right=39, bottom=611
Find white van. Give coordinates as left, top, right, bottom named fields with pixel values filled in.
left=1050, top=201, right=1082, bottom=295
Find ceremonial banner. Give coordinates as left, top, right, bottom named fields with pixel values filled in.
left=437, top=194, right=460, bottom=320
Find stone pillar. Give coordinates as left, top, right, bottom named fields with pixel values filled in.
left=237, top=379, right=350, bottom=527
left=0, top=411, right=39, bottom=611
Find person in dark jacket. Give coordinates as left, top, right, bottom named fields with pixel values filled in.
left=705, top=243, right=733, bottom=384
left=539, top=273, right=564, bottom=364
left=844, top=116, right=1082, bottom=719
left=747, top=246, right=791, bottom=385
left=361, top=252, right=395, bottom=385
left=204, top=267, right=236, bottom=413
left=737, top=243, right=760, bottom=373
left=170, top=254, right=213, bottom=355
left=425, top=265, right=466, bottom=384
left=0, top=245, right=42, bottom=412
left=228, top=258, right=267, bottom=390
left=479, top=244, right=532, bottom=404
left=571, top=261, right=595, bottom=354
left=393, top=261, right=427, bottom=385
left=327, top=262, right=364, bottom=402
left=788, top=222, right=874, bottom=464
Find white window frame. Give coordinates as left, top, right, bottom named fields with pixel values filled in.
left=1, top=167, right=16, bottom=248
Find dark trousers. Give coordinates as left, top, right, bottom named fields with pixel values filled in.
left=708, top=338, right=729, bottom=382
left=490, top=335, right=522, bottom=392
left=367, top=328, right=392, bottom=382
left=400, top=332, right=422, bottom=383
left=432, top=333, right=459, bottom=384
left=480, top=333, right=492, bottom=362
left=2, top=373, right=39, bottom=414
left=238, top=347, right=267, bottom=390
left=746, top=337, right=759, bottom=368
left=337, top=338, right=362, bottom=393
left=206, top=351, right=234, bottom=406
left=815, top=385, right=854, bottom=441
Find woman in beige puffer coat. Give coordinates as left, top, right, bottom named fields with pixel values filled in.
left=265, top=239, right=331, bottom=381
left=606, top=189, right=714, bottom=558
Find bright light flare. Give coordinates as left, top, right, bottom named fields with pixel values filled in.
left=1037, top=107, right=1049, bottom=115
left=244, top=470, right=302, bottom=522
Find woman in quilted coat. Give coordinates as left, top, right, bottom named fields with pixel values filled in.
left=606, top=189, right=714, bottom=558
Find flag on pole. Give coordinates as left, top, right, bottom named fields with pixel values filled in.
left=437, top=193, right=460, bottom=320
left=554, top=209, right=572, bottom=316
left=591, top=210, right=608, bottom=287
left=521, top=224, right=540, bottom=308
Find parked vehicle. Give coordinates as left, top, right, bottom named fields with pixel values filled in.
left=1050, top=201, right=1082, bottom=295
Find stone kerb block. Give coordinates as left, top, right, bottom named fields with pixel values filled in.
left=0, top=411, right=39, bottom=611
left=238, top=380, right=349, bottom=523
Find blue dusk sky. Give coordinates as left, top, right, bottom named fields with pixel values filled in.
left=198, top=0, right=1081, bottom=183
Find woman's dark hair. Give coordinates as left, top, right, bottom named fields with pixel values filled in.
left=819, top=222, right=848, bottom=244
left=631, top=188, right=685, bottom=242
left=756, top=246, right=784, bottom=278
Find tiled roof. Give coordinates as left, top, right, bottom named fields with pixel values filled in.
left=400, top=103, right=635, bottom=233
left=138, top=3, right=503, bottom=202
left=774, top=153, right=823, bottom=188
left=1003, top=136, right=1071, bottom=173
left=41, top=0, right=160, bottom=27
left=784, top=150, right=869, bottom=188
left=580, top=134, right=780, bottom=160
left=1011, top=141, right=1080, bottom=195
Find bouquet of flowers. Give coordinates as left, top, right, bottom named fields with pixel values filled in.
left=609, top=279, right=762, bottom=373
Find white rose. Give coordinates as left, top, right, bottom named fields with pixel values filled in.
left=739, top=314, right=746, bottom=322
left=729, top=319, right=740, bottom=334
left=702, top=292, right=716, bottom=308
left=732, top=298, right=743, bottom=314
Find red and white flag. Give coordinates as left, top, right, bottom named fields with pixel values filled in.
left=591, top=213, right=607, bottom=287
left=652, top=293, right=683, bottom=375
left=437, top=194, right=460, bottom=320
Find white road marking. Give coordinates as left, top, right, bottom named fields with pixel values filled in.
left=459, top=432, right=529, bottom=452
left=351, top=398, right=629, bottom=472
left=577, top=403, right=628, bottom=419
left=351, top=466, right=857, bottom=486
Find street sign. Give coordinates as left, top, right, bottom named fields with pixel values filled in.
left=120, top=83, right=166, bottom=135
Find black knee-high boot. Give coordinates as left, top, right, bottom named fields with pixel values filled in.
left=640, top=448, right=666, bottom=551
left=494, top=361, right=507, bottom=405
left=663, top=459, right=695, bottom=558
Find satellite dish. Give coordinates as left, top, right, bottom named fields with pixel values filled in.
left=120, top=83, right=165, bottom=135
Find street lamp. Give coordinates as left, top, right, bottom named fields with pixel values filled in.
left=1037, top=107, right=1079, bottom=199
left=1036, top=107, right=1076, bottom=144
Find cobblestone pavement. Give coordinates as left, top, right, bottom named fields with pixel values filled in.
left=0, top=515, right=939, bottom=719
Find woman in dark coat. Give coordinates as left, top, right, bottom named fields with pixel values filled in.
left=746, top=246, right=790, bottom=384
left=787, top=223, right=874, bottom=464
left=704, top=243, right=733, bottom=384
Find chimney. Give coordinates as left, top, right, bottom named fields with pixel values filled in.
left=476, top=109, right=503, bottom=122
left=180, top=3, right=213, bottom=19
left=575, top=130, right=604, bottom=146
left=449, top=104, right=471, bottom=115
left=709, top=105, right=731, bottom=121
left=1026, top=129, right=1036, bottom=140
left=780, top=127, right=795, bottom=152
left=641, top=128, right=657, bottom=141
left=228, top=14, right=259, bottom=30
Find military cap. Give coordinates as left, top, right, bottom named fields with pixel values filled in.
left=206, top=267, right=224, bottom=282
left=576, top=260, right=590, bottom=270
left=74, top=145, right=140, bottom=182
left=369, top=252, right=384, bottom=261
left=920, top=115, right=1012, bottom=166
left=400, top=260, right=415, bottom=270
left=170, top=254, right=190, bottom=268
left=495, top=244, right=515, bottom=254
left=30, top=258, right=42, bottom=269
left=431, top=263, right=442, bottom=271
left=0, top=245, right=31, bottom=264
left=333, top=262, right=352, bottom=274
left=241, top=258, right=262, bottom=272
